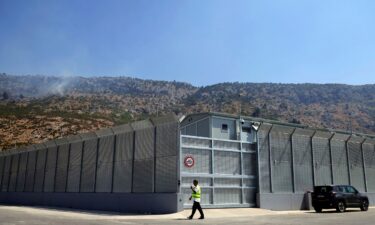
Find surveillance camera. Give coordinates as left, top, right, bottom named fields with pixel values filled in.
left=240, top=118, right=245, bottom=124
left=251, top=122, right=261, bottom=131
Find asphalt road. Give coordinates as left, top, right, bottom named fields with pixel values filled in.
left=0, top=206, right=374, bottom=225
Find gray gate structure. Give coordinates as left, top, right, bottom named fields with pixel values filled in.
left=180, top=113, right=258, bottom=208
left=180, top=112, right=375, bottom=210
left=0, top=114, right=182, bottom=214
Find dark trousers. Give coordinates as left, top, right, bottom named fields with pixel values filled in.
left=190, top=201, right=204, bottom=218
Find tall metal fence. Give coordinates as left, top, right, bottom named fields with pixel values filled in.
left=258, top=123, right=375, bottom=194
left=0, top=115, right=179, bottom=195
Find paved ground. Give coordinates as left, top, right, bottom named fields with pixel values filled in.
left=0, top=205, right=374, bottom=225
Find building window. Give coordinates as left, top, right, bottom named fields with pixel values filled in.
left=242, top=127, right=252, bottom=133
left=221, top=124, right=228, bottom=133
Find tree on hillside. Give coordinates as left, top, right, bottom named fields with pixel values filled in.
left=252, top=107, right=261, bottom=117
left=2, top=91, right=9, bottom=100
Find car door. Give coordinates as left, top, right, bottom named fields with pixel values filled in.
left=344, top=186, right=357, bottom=206
left=348, top=186, right=361, bottom=205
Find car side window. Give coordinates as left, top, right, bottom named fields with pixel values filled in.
left=337, top=186, right=344, bottom=192
left=345, top=186, right=356, bottom=193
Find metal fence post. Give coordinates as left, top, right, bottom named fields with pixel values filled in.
left=131, top=130, right=136, bottom=193
left=79, top=141, right=85, bottom=193
left=268, top=125, right=274, bottom=193
left=93, top=138, right=100, bottom=193
left=311, top=131, right=317, bottom=187
left=32, top=151, right=38, bottom=192
left=7, top=155, right=13, bottom=192
left=346, top=135, right=352, bottom=185
left=22, top=152, right=29, bottom=192
left=53, top=145, right=59, bottom=192
left=328, top=133, right=335, bottom=185
left=65, top=143, right=71, bottom=193
left=42, top=148, right=48, bottom=193
left=256, top=123, right=262, bottom=194
left=110, top=133, right=117, bottom=193
left=361, top=139, right=368, bottom=192
left=179, top=134, right=182, bottom=195
left=290, top=128, right=296, bottom=193
left=14, top=154, right=21, bottom=193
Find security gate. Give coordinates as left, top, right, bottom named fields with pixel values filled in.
left=180, top=135, right=258, bottom=208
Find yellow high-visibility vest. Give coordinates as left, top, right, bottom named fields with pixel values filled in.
left=192, top=185, right=201, bottom=199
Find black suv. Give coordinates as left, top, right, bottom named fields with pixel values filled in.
left=312, top=185, right=369, bottom=213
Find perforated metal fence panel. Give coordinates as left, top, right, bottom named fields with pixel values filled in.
left=292, top=129, right=314, bottom=193
left=331, top=135, right=350, bottom=185
left=182, top=148, right=212, bottom=174
left=153, top=116, right=178, bottom=158
left=8, top=154, right=19, bottom=192
left=112, top=126, right=133, bottom=193
left=312, top=132, right=333, bottom=186
left=155, top=156, right=177, bottom=192
left=16, top=152, right=28, bottom=192
left=55, top=139, right=70, bottom=192
left=347, top=136, right=365, bottom=192
left=133, top=120, right=154, bottom=160
left=215, top=188, right=242, bottom=204
left=181, top=136, right=211, bottom=148
left=1, top=156, right=11, bottom=192
left=80, top=133, right=98, bottom=193
left=133, top=159, right=154, bottom=192
left=34, top=147, right=47, bottom=193
left=213, top=140, right=240, bottom=150
left=44, top=142, right=58, bottom=192
left=214, top=151, right=241, bottom=175
left=152, top=116, right=179, bottom=193
left=215, top=177, right=241, bottom=187
left=24, top=150, right=37, bottom=192
left=67, top=138, right=83, bottom=192
left=258, top=124, right=272, bottom=193
left=243, top=152, right=257, bottom=176
left=363, top=141, right=375, bottom=192
left=95, top=129, right=115, bottom=193
left=132, top=120, right=154, bottom=193
left=0, top=157, right=4, bottom=189
left=1, top=115, right=179, bottom=198
left=270, top=126, right=294, bottom=193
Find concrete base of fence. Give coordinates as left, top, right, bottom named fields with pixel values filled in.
left=257, top=193, right=312, bottom=210
left=365, top=193, right=375, bottom=205
left=0, top=192, right=183, bottom=214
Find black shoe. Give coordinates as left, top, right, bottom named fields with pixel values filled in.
left=199, top=217, right=204, bottom=219
left=187, top=216, right=193, bottom=220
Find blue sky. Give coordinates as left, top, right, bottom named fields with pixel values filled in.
left=1, top=0, right=375, bottom=86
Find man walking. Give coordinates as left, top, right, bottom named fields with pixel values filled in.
left=188, top=179, right=204, bottom=220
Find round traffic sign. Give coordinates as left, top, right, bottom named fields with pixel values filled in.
left=184, top=155, right=195, bottom=168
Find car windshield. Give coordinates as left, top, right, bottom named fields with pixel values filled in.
left=314, top=186, right=333, bottom=193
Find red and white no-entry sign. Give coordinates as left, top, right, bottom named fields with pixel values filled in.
left=184, top=155, right=195, bottom=168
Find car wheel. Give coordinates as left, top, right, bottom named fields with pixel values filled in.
left=360, top=200, right=369, bottom=211
left=336, top=201, right=346, bottom=213
left=314, top=207, right=322, bottom=213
